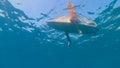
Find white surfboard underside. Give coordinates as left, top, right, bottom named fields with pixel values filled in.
left=46, top=16, right=98, bottom=34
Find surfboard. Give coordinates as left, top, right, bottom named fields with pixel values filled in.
left=46, top=16, right=98, bottom=34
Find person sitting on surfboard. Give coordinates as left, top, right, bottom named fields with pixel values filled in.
left=65, top=2, right=82, bottom=46
left=68, top=2, right=80, bottom=23
left=68, top=2, right=82, bottom=34
left=46, top=2, right=98, bottom=46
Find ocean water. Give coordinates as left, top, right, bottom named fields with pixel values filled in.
left=0, top=0, right=120, bottom=68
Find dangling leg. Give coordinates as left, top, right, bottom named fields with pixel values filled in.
left=71, top=19, right=82, bottom=34
left=65, top=32, right=71, bottom=46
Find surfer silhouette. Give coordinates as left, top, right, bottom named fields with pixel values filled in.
left=46, top=2, right=98, bottom=46
left=65, top=2, right=82, bottom=46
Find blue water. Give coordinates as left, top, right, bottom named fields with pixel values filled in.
left=0, top=0, right=120, bottom=68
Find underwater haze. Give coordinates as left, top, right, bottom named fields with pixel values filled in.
left=0, top=0, right=120, bottom=68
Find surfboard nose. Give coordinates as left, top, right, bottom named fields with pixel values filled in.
left=45, top=20, right=55, bottom=23
left=87, top=22, right=97, bottom=27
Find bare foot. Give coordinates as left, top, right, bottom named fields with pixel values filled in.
left=78, top=30, right=82, bottom=34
